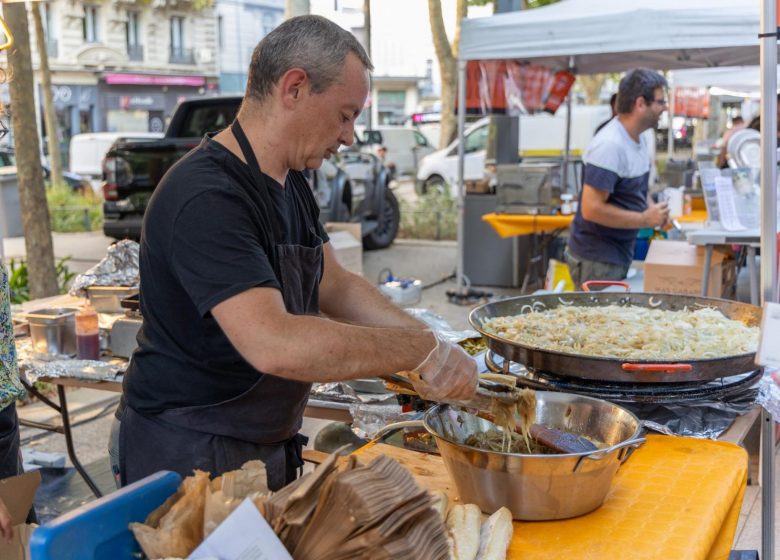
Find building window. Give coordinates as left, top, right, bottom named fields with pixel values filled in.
left=262, top=12, right=276, bottom=36
left=41, top=3, right=57, bottom=57
left=170, top=16, right=184, bottom=51
left=377, top=90, right=406, bottom=125
left=126, top=11, right=142, bottom=61
left=217, top=15, right=223, bottom=49
left=83, top=5, right=100, bottom=43
left=169, top=16, right=193, bottom=64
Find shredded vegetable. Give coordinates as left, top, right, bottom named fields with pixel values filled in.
left=482, top=305, right=758, bottom=360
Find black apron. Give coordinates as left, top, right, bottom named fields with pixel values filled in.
left=120, top=120, right=324, bottom=491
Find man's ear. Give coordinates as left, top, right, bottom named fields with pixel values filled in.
left=278, top=68, right=308, bottom=109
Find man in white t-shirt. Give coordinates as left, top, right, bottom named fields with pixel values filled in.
left=566, top=68, right=670, bottom=288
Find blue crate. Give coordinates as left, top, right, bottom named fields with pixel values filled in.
left=30, top=470, right=181, bottom=560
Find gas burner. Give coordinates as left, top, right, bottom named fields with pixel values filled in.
left=484, top=351, right=762, bottom=404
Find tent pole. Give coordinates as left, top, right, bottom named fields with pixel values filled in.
left=456, top=58, right=467, bottom=294
left=760, top=0, right=778, bottom=306
left=759, top=1, right=777, bottom=559
left=562, top=56, right=574, bottom=193
left=667, top=77, right=675, bottom=160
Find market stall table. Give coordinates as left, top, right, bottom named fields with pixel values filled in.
left=18, top=372, right=354, bottom=499
left=351, top=437, right=747, bottom=560
left=482, top=210, right=709, bottom=238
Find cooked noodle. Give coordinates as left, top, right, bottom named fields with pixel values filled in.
left=482, top=305, right=758, bottom=360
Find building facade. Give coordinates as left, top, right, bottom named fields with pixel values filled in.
left=216, top=0, right=283, bottom=94
left=14, top=0, right=219, bottom=165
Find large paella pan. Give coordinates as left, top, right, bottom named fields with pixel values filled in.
left=469, top=291, right=762, bottom=383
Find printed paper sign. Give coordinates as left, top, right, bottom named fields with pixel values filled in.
left=189, top=498, right=292, bottom=560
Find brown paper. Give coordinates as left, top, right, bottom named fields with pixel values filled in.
left=130, top=470, right=209, bottom=559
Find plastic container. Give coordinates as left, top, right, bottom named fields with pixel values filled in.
left=560, top=193, right=574, bottom=215
left=75, top=304, right=100, bottom=360
left=29, top=471, right=182, bottom=559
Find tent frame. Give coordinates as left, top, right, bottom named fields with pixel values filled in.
left=455, top=3, right=777, bottom=557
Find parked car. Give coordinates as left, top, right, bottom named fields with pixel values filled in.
left=415, top=106, right=611, bottom=196
left=360, top=126, right=435, bottom=179
left=0, top=147, right=91, bottom=192
left=69, top=132, right=164, bottom=192
left=102, top=96, right=399, bottom=249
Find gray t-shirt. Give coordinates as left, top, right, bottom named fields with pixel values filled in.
left=569, top=117, right=651, bottom=266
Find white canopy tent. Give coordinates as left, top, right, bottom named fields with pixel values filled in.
left=456, top=1, right=777, bottom=557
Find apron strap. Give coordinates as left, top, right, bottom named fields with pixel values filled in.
left=285, top=432, right=309, bottom=481
left=230, top=119, right=285, bottom=244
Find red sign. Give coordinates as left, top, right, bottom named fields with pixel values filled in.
left=674, top=87, right=709, bottom=119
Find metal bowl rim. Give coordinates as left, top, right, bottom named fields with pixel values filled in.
left=421, top=394, right=643, bottom=459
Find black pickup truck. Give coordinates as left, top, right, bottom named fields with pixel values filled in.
left=102, top=96, right=399, bottom=250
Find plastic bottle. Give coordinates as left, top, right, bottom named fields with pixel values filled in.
left=75, top=304, right=100, bottom=360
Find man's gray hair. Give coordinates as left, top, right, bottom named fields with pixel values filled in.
left=245, top=15, right=373, bottom=103
left=616, top=68, right=668, bottom=114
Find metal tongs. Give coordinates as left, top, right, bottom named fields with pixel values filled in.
left=383, top=371, right=519, bottom=415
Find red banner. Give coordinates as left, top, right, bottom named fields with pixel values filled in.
left=461, top=60, right=574, bottom=116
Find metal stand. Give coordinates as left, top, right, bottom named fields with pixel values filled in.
left=19, top=377, right=103, bottom=498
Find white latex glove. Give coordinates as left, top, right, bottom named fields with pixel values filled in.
left=410, top=333, right=478, bottom=402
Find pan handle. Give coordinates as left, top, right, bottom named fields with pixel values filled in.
left=581, top=280, right=631, bottom=292
left=622, top=363, right=693, bottom=373
left=572, top=436, right=647, bottom=472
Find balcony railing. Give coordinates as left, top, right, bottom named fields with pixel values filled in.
left=127, top=43, right=144, bottom=62
left=169, top=47, right=195, bottom=65
left=46, top=39, right=58, bottom=59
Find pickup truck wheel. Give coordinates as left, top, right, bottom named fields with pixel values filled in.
left=363, top=189, right=399, bottom=251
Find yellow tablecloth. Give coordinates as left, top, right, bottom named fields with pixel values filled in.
left=509, top=435, right=747, bottom=560
left=482, top=213, right=574, bottom=238
left=357, top=435, right=746, bottom=560
left=482, top=210, right=709, bottom=238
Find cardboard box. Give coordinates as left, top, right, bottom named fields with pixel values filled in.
left=325, top=222, right=363, bottom=276
left=643, top=239, right=727, bottom=296
left=0, top=471, right=40, bottom=560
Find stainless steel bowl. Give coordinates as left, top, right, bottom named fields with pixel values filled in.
left=422, top=392, right=644, bottom=520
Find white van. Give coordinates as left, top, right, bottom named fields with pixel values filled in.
left=415, top=106, right=612, bottom=195
left=69, top=132, right=163, bottom=190
left=361, top=126, right=436, bottom=178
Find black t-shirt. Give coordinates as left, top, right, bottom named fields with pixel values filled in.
left=122, top=134, right=329, bottom=415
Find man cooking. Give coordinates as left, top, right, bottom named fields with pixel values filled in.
left=565, top=68, right=670, bottom=289
left=118, top=15, right=477, bottom=489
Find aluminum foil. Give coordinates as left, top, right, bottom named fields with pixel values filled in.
left=310, top=382, right=396, bottom=405
left=15, top=336, right=125, bottom=383
left=349, top=403, right=405, bottom=439
left=405, top=308, right=480, bottom=345
left=69, top=239, right=140, bottom=296
left=21, top=359, right=125, bottom=384
left=756, top=368, right=780, bottom=423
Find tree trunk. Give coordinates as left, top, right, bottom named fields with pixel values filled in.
left=579, top=74, right=607, bottom=105
left=4, top=2, right=58, bottom=298
left=32, top=2, right=63, bottom=189
left=284, top=0, right=309, bottom=19
left=429, top=0, right=466, bottom=150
